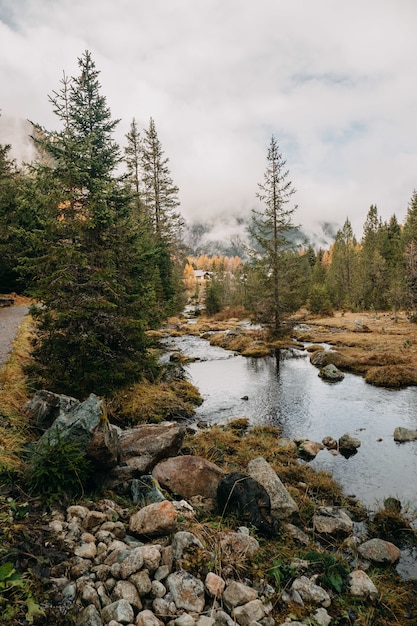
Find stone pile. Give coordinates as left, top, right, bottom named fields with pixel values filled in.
left=48, top=499, right=277, bottom=626
left=45, top=494, right=402, bottom=626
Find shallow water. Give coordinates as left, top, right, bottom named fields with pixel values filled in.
left=163, top=332, right=417, bottom=511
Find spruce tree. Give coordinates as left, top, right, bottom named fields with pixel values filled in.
left=247, top=135, right=298, bottom=333
left=28, top=51, right=153, bottom=397
left=140, top=117, right=185, bottom=315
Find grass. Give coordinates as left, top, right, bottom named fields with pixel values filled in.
left=0, top=314, right=35, bottom=476
left=295, top=310, right=417, bottom=387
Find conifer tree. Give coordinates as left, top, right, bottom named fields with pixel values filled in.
left=247, top=135, right=297, bottom=333
left=27, top=51, right=153, bottom=397
left=140, top=117, right=185, bottom=315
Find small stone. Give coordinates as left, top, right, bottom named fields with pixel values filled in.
left=130, top=570, right=153, bottom=595
left=167, top=570, right=205, bottom=612
left=101, top=599, right=135, bottom=624
left=347, top=570, right=378, bottom=598
left=232, top=599, right=265, bottom=626
left=119, top=547, right=145, bottom=579
left=358, top=538, right=401, bottom=564
left=112, top=580, right=142, bottom=610
left=223, top=581, right=258, bottom=609
left=84, top=510, right=107, bottom=530
left=151, top=579, right=166, bottom=598
left=136, top=609, right=165, bottom=626
left=74, top=542, right=97, bottom=559
left=205, top=572, right=225, bottom=598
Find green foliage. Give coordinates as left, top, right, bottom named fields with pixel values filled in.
left=303, top=550, right=349, bottom=593
left=0, top=562, right=44, bottom=623
left=247, top=135, right=298, bottom=332
left=25, top=51, right=156, bottom=396
left=268, top=559, right=296, bottom=592
left=26, top=430, right=93, bottom=500
left=308, top=284, right=333, bottom=315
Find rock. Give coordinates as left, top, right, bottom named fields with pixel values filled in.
left=338, top=433, right=361, bottom=454
left=118, top=547, right=144, bottom=578
left=218, top=531, right=260, bottom=562
left=313, top=506, right=353, bottom=535
left=129, top=500, right=177, bottom=537
left=119, top=422, right=186, bottom=466
left=24, top=389, right=78, bottom=431
left=297, top=439, right=324, bottom=459
left=319, top=363, right=345, bottom=381
left=112, top=579, right=142, bottom=610
left=136, top=609, right=165, bottom=625
left=74, top=542, right=97, bottom=559
left=166, top=570, right=206, bottom=612
left=283, top=523, right=310, bottom=545
left=232, top=599, right=265, bottom=625
left=130, top=570, right=153, bottom=596
left=313, top=607, right=332, bottom=626
left=205, top=572, right=225, bottom=598
left=217, top=471, right=278, bottom=537
left=76, top=604, right=102, bottom=626
left=153, top=455, right=226, bottom=499
left=393, top=426, right=417, bottom=442
left=101, top=598, right=135, bottom=624
left=322, top=436, right=338, bottom=450
left=141, top=545, right=162, bottom=573
left=358, top=538, right=401, bottom=564
left=35, top=393, right=119, bottom=470
left=223, top=581, right=258, bottom=609
left=291, top=576, right=331, bottom=607
left=347, top=570, right=378, bottom=598
left=172, top=531, right=204, bottom=563
left=247, top=456, right=298, bottom=519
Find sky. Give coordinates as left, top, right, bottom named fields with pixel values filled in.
left=1, top=0, right=417, bottom=244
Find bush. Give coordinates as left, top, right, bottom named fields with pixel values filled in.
left=26, top=430, right=93, bottom=501
left=308, top=285, right=333, bottom=315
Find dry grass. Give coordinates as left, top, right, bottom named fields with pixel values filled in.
left=295, top=310, right=417, bottom=387
left=108, top=379, right=203, bottom=425
left=0, top=314, right=35, bottom=473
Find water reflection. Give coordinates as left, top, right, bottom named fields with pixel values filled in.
left=171, top=334, right=417, bottom=511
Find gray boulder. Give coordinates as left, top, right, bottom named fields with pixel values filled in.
left=247, top=456, right=298, bottom=519
left=319, top=363, right=345, bottom=382
left=36, top=393, right=119, bottom=469
left=393, top=426, right=417, bottom=442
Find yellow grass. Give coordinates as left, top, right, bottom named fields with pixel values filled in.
left=0, top=314, right=35, bottom=473
left=294, top=310, right=417, bottom=387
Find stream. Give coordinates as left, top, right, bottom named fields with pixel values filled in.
left=162, top=324, right=417, bottom=579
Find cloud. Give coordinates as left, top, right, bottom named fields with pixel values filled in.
left=1, top=0, right=416, bottom=239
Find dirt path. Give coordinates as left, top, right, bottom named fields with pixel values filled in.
left=0, top=305, right=29, bottom=368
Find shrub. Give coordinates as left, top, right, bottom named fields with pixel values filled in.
left=26, top=430, right=93, bottom=501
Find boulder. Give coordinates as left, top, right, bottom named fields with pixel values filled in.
left=358, top=538, right=401, bottom=564
left=35, top=393, right=119, bottom=469
left=152, top=455, right=226, bottom=500
left=129, top=500, right=177, bottom=537
left=297, top=439, right=325, bottom=459
left=119, top=422, right=186, bottom=466
left=319, top=363, right=345, bottom=382
left=338, top=433, right=361, bottom=456
left=24, top=389, right=79, bottom=431
left=247, top=456, right=298, bottom=519
left=393, top=426, right=417, bottom=442
left=313, top=506, right=353, bottom=535
left=217, top=471, right=278, bottom=537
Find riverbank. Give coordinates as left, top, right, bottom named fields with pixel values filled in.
left=1, top=306, right=417, bottom=624
left=292, top=309, right=417, bottom=388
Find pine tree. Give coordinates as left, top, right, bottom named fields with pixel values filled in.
left=140, top=117, right=185, bottom=315
left=247, top=135, right=297, bottom=333
left=27, top=51, right=153, bottom=397
left=325, top=218, right=357, bottom=309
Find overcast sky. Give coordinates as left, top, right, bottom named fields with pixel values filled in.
left=1, top=0, right=416, bottom=241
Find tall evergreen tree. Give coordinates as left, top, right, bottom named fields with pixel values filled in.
left=357, top=205, right=387, bottom=309
left=140, top=117, right=185, bottom=315
left=247, top=135, right=297, bottom=333
left=325, top=218, right=357, bottom=309
left=27, top=51, right=153, bottom=397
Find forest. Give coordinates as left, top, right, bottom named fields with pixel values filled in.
left=1, top=50, right=417, bottom=398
